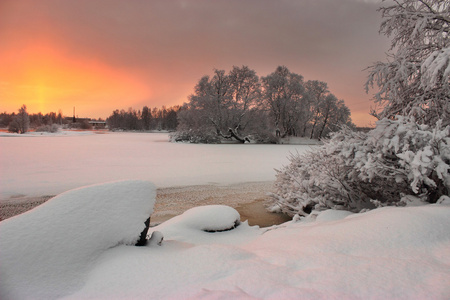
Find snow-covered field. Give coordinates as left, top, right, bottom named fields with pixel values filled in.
left=0, top=131, right=310, bottom=199
left=1, top=131, right=450, bottom=299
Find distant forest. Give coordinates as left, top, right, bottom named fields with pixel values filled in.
left=1, top=109, right=67, bottom=129
left=106, top=106, right=180, bottom=131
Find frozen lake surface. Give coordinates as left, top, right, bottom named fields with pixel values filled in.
left=0, top=132, right=311, bottom=199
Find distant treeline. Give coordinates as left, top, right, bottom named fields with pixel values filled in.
left=0, top=107, right=97, bottom=133
left=0, top=110, right=67, bottom=128
left=1, top=105, right=181, bottom=133
left=106, top=106, right=180, bottom=131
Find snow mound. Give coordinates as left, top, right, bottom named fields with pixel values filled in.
left=154, top=205, right=260, bottom=245
left=0, top=180, right=156, bottom=300
left=164, top=205, right=240, bottom=232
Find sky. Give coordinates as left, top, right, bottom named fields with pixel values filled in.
left=0, top=0, right=390, bottom=127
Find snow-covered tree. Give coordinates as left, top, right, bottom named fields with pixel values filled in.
left=174, top=66, right=264, bottom=143
left=305, top=80, right=329, bottom=139
left=269, top=0, right=449, bottom=216
left=317, top=97, right=354, bottom=139
left=261, top=66, right=306, bottom=138
left=225, top=66, right=263, bottom=141
left=174, top=65, right=354, bottom=143
left=366, top=0, right=450, bottom=125
left=8, top=105, right=30, bottom=134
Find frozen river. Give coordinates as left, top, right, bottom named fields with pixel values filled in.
left=0, top=131, right=311, bottom=199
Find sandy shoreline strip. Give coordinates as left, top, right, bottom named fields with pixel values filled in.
left=0, top=182, right=291, bottom=227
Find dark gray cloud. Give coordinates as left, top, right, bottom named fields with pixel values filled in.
left=1, top=0, right=390, bottom=125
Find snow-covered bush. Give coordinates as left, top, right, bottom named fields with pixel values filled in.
left=269, top=129, right=370, bottom=216
left=35, top=124, right=60, bottom=133
left=246, top=130, right=278, bottom=144
left=269, top=117, right=450, bottom=216
left=170, top=128, right=221, bottom=144
left=7, top=119, right=21, bottom=133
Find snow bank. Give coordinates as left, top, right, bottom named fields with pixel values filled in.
left=0, top=129, right=95, bottom=137
left=68, top=205, right=450, bottom=299
left=0, top=180, right=156, bottom=300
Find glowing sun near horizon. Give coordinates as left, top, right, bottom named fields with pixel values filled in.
left=1, top=43, right=153, bottom=118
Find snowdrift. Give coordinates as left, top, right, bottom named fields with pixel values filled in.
left=0, top=180, right=156, bottom=300
left=67, top=204, right=450, bottom=299
left=154, top=205, right=260, bottom=245
left=1, top=180, right=449, bottom=299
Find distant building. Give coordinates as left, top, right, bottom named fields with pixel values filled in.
left=89, top=120, right=107, bottom=129
left=64, top=117, right=106, bottom=129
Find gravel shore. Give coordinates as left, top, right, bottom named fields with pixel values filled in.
left=1, top=182, right=290, bottom=227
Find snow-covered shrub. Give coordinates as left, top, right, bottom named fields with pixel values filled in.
left=246, top=130, right=278, bottom=144
left=170, top=128, right=221, bottom=144
left=269, top=129, right=371, bottom=216
left=269, top=117, right=450, bottom=216
left=356, top=117, right=449, bottom=204
left=7, top=119, right=20, bottom=133
left=35, top=124, right=60, bottom=133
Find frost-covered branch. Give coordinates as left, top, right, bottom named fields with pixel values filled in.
left=366, top=0, right=449, bottom=124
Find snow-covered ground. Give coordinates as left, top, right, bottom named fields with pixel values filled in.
left=0, top=131, right=311, bottom=199
left=1, top=132, right=450, bottom=299
left=1, top=180, right=449, bottom=299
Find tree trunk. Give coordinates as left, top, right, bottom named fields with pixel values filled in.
left=317, top=112, right=329, bottom=140
left=228, top=128, right=247, bottom=143
left=135, top=217, right=151, bottom=246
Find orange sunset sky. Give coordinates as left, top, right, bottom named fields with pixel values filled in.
left=1, top=0, right=389, bottom=127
